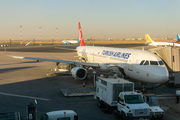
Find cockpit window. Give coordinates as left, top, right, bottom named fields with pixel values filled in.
left=139, top=60, right=145, bottom=65
left=158, top=61, right=164, bottom=65
left=150, top=61, right=158, bottom=65
left=144, top=61, right=149, bottom=65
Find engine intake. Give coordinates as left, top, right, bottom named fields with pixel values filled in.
left=71, top=67, right=87, bottom=80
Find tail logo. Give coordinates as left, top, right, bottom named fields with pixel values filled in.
left=78, top=22, right=85, bottom=46
left=177, top=35, right=180, bottom=42
left=145, top=34, right=154, bottom=43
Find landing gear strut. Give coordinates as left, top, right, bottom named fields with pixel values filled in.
left=142, top=85, right=146, bottom=93
left=141, top=84, right=147, bottom=94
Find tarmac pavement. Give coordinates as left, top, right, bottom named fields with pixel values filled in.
left=0, top=44, right=180, bottom=120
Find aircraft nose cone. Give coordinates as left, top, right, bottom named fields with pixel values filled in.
left=154, top=68, right=169, bottom=83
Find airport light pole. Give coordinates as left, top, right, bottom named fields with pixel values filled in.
left=20, top=26, right=22, bottom=46
left=169, top=32, right=171, bottom=39
left=101, top=33, right=103, bottom=40
left=56, top=28, right=58, bottom=45
left=9, top=39, right=11, bottom=47
left=39, top=27, right=41, bottom=45
left=114, top=33, right=115, bottom=40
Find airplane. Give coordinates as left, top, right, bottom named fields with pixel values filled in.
left=145, top=34, right=180, bottom=47
left=61, top=40, right=80, bottom=45
left=5, top=22, right=169, bottom=85
left=25, top=41, right=31, bottom=46
left=177, top=35, right=180, bottom=42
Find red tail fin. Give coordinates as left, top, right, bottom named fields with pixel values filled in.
left=78, top=22, right=85, bottom=46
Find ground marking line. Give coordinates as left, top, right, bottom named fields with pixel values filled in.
left=0, top=92, right=51, bottom=101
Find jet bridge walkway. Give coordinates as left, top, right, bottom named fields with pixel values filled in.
left=148, top=47, right=180, bottom=72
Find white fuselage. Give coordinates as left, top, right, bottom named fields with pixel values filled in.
left=149, top=41, right=180, bottom=47
left=61, top=40, right=79, bottom=44
left=25, top=42, right=31, bottom=46
left=76, top=46, right=169, bottom=84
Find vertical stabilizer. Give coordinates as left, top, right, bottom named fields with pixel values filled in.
left=77, top=40, right=80, bottom=43
left=78, top=22, right=85, bottom=46
left=177, top=35, right=180, bottom=42
left=145, top=34, right=154, bottom=43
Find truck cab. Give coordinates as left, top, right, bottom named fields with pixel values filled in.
left=117, top=92, right=151, bottom=120
left=144, top=94, right=164, bottom=119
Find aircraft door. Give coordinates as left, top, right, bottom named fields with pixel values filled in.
left=128, top=54, right=137, bottom=71
left=81, top=48, right=88, bottom=62
left=88, top=50, right=94, bottom=63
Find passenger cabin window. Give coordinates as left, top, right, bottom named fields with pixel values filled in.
left=139, top=60, right=145, bottom=65
left=144, top=61, right=149, bottom=65
left=158, top=61, right=164, bottom=65
left=150, top=61, right=158, bottom=65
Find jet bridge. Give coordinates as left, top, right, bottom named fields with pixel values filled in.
left=148, top=47, right=180, bottom=73
left=148, top=47, right=180, bottom=87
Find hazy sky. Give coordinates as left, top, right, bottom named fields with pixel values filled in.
left=0, top=0, right=180, bottom=40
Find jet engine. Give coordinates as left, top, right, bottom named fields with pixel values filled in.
left=71, top=67, right=88, bottom=80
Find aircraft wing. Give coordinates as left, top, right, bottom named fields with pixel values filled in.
left=109, top=63, right=125, bottom=69
left=5, top=51, right=99, bottom=68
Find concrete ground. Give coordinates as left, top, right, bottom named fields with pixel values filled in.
left=0, top=44, right=180, bottom=120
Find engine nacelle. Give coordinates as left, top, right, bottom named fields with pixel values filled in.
left=71, top=67, right=87, bottom=80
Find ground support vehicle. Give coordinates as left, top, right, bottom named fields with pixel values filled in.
left=40, top=110, right=78, bottom=120
left=94, top=77, right=134, bottom=107
left=144, top=94, right=164, bottom=119
left=94, top=77, right=151, bottom=120
left=0, top=112, right=21, bottom=120
left=168, top=73, right=180, bottom=87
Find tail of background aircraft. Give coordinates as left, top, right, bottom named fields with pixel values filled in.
left=177, top=35, right=180, bottom=42
left=145, top=34, right=154, bottom=43
left=78, top=22, right=85, bottom=46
